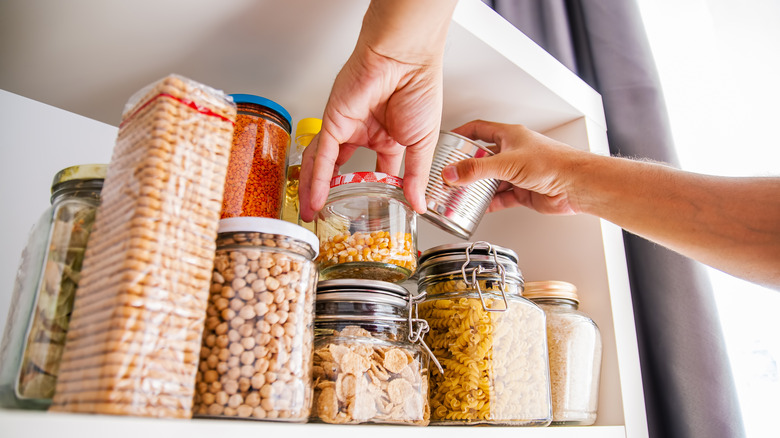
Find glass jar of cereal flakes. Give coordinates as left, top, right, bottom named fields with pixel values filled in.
left=310, top=279, right=435, bottom=425
left=317, top=172, right=417, bottom=283
left=525, top=280, right=602, bottom=425
left=416, top=241, right=552, bottom=426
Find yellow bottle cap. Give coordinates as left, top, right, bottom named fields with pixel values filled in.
left=295, top=117, right=322, bottom=141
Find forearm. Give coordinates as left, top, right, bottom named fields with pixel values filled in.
left=359, top=0, right=458, bottom=64
left=573, top=155, right=780, bottom=287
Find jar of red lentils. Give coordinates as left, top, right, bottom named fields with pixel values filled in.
left=317, top=172, right=417, bottom=283
left=221, top=94, right=292, bottom=219
left=193, top=217, right=319, bottom=422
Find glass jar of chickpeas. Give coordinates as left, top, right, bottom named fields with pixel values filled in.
left=416, top=241, right=552, bottom=426
left=317, top=172, right=417, bottom=283
left=524, top=281, right=602, bottom=425
left=193, top=218, right=319, bottom=422
left=310, top=279, right=434, bottom=425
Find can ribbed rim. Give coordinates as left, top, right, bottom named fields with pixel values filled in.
left=438, top=131, right=495, bottom=157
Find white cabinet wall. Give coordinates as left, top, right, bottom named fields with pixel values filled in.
left=0, top=1, right=647, bottom=436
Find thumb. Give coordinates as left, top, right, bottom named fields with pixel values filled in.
left=441, top=155, right=503, bottom=186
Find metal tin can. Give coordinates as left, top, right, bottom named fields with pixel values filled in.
left=193, top=217, right=319, bottom=422
left=422, top=131, right=500, bottom=239
left=416, top=241, right=552, bottom=426
left=525, top=281, right=602, bottom=425
left=310, top=279, right=435, bottom=425
left=317, top=172, right=417, bottom=283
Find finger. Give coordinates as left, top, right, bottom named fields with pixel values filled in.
left=299, top=135, right=319, bottom=222
left=401, top=133, right=438, bottom=214
left=451, top=120, right=508, bottom=145
left=309, top=127, right=341, bottom=214
left=488, top=188, right=531, bottom=213
left=441, top=153, right=512, bottom=187
left=375, top=147, right=405, bottom=176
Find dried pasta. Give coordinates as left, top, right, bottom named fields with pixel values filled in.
left=418, top=278, right=551, bottom=425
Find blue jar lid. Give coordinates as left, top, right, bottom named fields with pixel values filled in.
left=230, top=93, right=292, bottom=132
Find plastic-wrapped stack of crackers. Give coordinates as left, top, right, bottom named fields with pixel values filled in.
left=49, top=75, right=237, bottom=418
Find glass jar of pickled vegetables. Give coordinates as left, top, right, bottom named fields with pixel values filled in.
left=310, top=279, right=433, bottom=425
left=525, top=281, right=602, bottom=425
left=416, top=241, right=552, bottom=426
left=317, top=172, right=417, bottom=283
left=0, top=164, right=106, bottom=409
left=193, top=217, right=319, bottom=422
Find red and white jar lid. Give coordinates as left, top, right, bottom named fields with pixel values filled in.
left=329, top=172, right=403, bottom=189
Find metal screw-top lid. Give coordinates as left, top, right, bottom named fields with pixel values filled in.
left=523, top=280, right=579, bottom=304
left=51, top=164, right=107, bottom=192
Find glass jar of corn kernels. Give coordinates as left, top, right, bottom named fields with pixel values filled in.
left=416, top=242, right=552, bottom=426
left=524, top=281, right=602, bottom=426
left=310, top=279, right=432, bottom=425
left=193, top=218, right=319, bottom=422
left=317, top=172, right=417, bottom=283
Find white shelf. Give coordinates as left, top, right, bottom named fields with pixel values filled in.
left=1, top=411, right=628, bottom=438
left=0, top=1, right=647, bottom=436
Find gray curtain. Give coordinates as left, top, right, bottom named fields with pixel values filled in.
left=487, top=1, right=744, bottom=437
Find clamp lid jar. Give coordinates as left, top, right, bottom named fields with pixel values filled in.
left=310, top=279, right=432, bottom=425
left=416, top=241, right=552, bottom=426
left=317, top=172, right=417, bottom=283
left=525, top=281, right=602, bottom=426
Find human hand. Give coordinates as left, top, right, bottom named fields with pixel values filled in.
left=298, top=45, right=442, bottom=222
left=442, top=120, right=591, bottom=215
left=298, top=0, right=457, bottom=223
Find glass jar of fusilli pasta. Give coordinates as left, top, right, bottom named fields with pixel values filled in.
left=417, top=241, right=552, bottom=426
left=525, top=281, right=602, bottom=425
left=310, top=279, right=432, bottom=426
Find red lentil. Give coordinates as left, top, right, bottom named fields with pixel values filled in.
left=221, top=95, right=292, bottom=219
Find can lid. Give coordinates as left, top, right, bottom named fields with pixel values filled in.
left=523, top=280, right=579, bottom=303
left=329, top=172, right=403, bottom=189
left=51, top=164, right=108, bottom=192
left=229, top=93, right=292, bottom=131
left=217, top=217, right=319, bottom=257
left=439, top=131, right=495, bottom=158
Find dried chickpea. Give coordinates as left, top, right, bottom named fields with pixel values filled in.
left=194, top=227, right=318, bottom=422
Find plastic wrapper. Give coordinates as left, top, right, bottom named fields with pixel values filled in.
left=49, top=74, right=236, bottom=418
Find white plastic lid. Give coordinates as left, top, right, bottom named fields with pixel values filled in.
left=217, top=217, right=320, bottom=257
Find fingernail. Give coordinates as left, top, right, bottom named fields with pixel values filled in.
left=442, top=165, right=459, bottom=183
